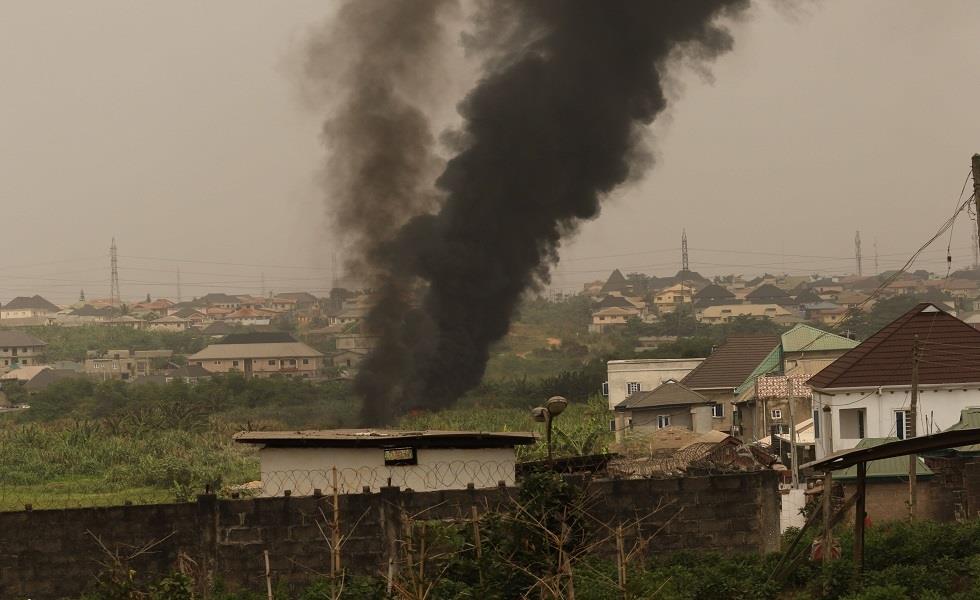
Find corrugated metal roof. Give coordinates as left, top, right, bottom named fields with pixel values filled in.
left=837, top=437, right=933, bottom=480
left=235, top=429, right=537, bottom=448
left=682, top=336, right=781, bottom=390
left=939, top=408, right=980, bottom=454
left=809, top=304, right=980, bottom=389
left=781, top=323, right=859, bottom=353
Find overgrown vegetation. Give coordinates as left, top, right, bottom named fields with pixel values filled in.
left=67, top=478, right=980, bottom=599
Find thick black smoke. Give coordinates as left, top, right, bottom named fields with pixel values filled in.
left=354, top=0, right=749, bottom=424
left=305, top=0, right=454, bottom=275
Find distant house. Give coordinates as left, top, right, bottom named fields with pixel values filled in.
left=233, top=429, right=536, bottom=494
left=189, top=332, right=324, bottom=378
left=134, top=298, right=176, bottom=314
left=614, top=379, right=717, bottom=436
left=589, top=306, right=639, bottom=333
left=0, top=331, right=47, bottom=373
left=599, top=269, right=631, bottom=296
left=331, top=349, right=370, bottom=371
left=0, top=366, right=80, bottom=392
left=265, top=297, right=298, bottom=312
left=328, top=305, right=370, bottom=327
left=792, top=289, right=823, bottom=306
left=697, top=303, right=795, bottom=324
left=170, top=308, right=209, bottom=325
left=801, top=302, right=847, bottom=325
left=809, top=303, right=980, bottom=459
left=274, top=292, right=319, bottom=310
left=84, top=349, right=172, bottom=381
left=745, top=284, right=794, bottom=306
left=225, top=307, right=279, bottom=326
left=652, top=283, right=694, bottom=315
left=148, top=315, right=192, bottom=332
left=693, top=284, right=736, bottom=308
left=199, top=293, right=243, bottom=310
left=1, top=295, right=60, bottom=320
left=104, top=315, right=147, bottom=330
left=66, top=305, right=115, bottom=322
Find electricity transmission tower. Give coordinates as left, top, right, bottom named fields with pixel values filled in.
left=854, top=231, right=863, bottom=277
left=681, top=229, right=689, bottom=272
left=109, top=238, right=121, bottom=306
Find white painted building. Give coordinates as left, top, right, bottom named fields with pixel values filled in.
left=605, top=358, right=704, bottom=411
left=809, top=303, right=980, bottom=459
left=234, top=429, right=537, bottom=494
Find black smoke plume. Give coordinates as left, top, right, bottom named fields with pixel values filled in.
left=349, top=0, right=750, bottom=424
left=305, top=0, right=455, bottom=274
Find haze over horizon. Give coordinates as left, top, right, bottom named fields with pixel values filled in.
left=2, top=0, right=979, bottom=303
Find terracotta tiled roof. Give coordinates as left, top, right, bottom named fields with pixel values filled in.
left=808, top=303, right=980, bottom=389
left=681, top=335, right=780, bottom=390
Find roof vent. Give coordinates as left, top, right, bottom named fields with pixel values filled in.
left=921, top=305, right=941, bottom=313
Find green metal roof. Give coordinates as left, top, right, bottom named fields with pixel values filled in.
left=781, top=323, right=859, bottom=353
left=734, top=345, right=783, bottom=395
left=937, top=408, right=980, bottom=454
left=837, top=438, right=934, bottom=480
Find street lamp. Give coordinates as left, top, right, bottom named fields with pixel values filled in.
left=532, top=395, right=568, bottom=462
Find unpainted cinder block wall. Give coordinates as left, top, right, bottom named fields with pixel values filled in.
left=0, top=470, right=779, bottom=599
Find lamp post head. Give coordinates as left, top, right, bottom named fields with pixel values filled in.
left=531, top=406, right=548, bottom=423
left=546, top=396, right=568, bottom=417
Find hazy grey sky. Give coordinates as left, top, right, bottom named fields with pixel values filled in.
left=1, top=0, right=978, bottom=303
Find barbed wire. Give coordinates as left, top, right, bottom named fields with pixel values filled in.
left=253, top=461, right=520, bottom=497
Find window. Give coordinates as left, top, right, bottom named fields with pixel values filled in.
left=287, top=359, right=296, bottom=366
left=712, top=404, right=724, bottom=418
left=626, top=382, right=641, bottom=395
left=657, top=415, right=671, bottom=429
left=232, top=360, right=239, bottom=367
left=771, top=409, right=783, bottom=420
left=268, top=360, right=276, bottom=366
left=303, top=359, right=310, bottom=365
left=213, top=361, right=221, bottom=365
left=813, top=410, right=821, bottom=439
left=839, top=408, right=866, bottom=439
left=601, top=382, right=609, bottom=396
left=608, top=419, right=616, bottom=432
left=384, top=447, right=417, bottom=466
left=895, top=410, right=911, bottom=440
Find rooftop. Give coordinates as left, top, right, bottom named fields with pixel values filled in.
left=0, top=331, right=47, bottom=347
left=615, top=380, right=710, bottom=411
left=835, top=438, right=933, bottom=480
left=190, top=341, right=323, bottom=361
left=234, top=429, right=537, bottom=449
left=681, top=335, right=781, bottom=390
left=808, top=303, right=980, bottom=389
left=781, top=323, right=859, bottom=353
left=2, top=295, right=60, bottom=312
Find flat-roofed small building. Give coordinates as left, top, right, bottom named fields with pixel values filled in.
left=234, top=429, right=537, bottom=494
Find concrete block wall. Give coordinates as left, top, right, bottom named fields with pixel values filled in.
left=0, top=471, right=780, bottom=599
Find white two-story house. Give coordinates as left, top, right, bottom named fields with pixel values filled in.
left=809, top=303, right=980, bottom=459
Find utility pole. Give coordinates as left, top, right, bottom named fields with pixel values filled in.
left=854, top=231, right=862, bottom=277
left=908, top=335, right=919, bottom=521
left=874, top=238, right=879, bottom=275
left=176, top=266, right=182, bottom=303
left=788, top=378, right=799, bottom=489
left=972, top=154, right=980, bottom=267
